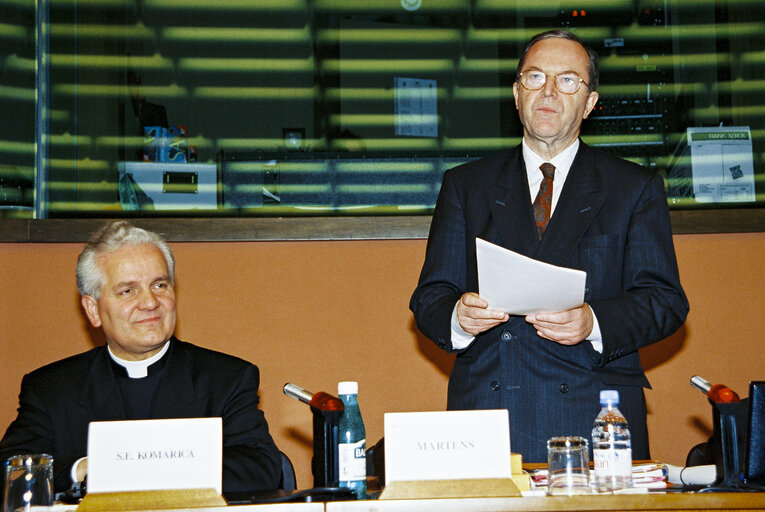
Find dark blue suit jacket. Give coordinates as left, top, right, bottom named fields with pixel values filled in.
left=0, top=339, right=281, bottom=494
left=410, top=142, right=689, bottom=462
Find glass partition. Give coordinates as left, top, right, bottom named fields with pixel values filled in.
left=0, top=0, right=35, bottom=216
left=1, top=0, right=764, bottom=225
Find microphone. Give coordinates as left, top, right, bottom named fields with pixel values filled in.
left=283, top=383, right=344, bottom=411
left=690, top=375, right=741, bottom=403
left=283, top=383, right=313, bottom=404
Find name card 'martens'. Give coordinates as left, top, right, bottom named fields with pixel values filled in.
left=383, top=410, right=512, bottom=484
left=417, top=440, right=476, bottom=451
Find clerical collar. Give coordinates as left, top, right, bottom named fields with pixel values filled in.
left=108, top=341, right=171, bottom=379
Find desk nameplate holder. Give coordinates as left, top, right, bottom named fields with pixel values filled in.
left=379, top=477, right=521, bottom=500
left=76, top=488, right=226, bottom=511
left=379, top=452, right=529, bottom=500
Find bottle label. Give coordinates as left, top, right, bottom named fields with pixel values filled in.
left=593, top=448, right=632, bottom=478
left=339, top=439, right=366, bottom=481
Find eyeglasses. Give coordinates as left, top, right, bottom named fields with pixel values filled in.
left=518, top=70, right=590, bottom=95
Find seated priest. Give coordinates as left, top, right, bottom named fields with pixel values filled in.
left=0, top=221, right=282, bottom=495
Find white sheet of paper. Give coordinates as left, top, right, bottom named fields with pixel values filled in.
left=383, top=410, right=511, bottom=484
left=476, top=238, right=586, bottom=315
left=87, top=417, right=222, bottom=494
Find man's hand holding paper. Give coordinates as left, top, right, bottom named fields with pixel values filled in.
left=456, top=292, right=510, bottom=336
left=524, top=304, right=594, bottom=345
left=474, top=238, right=592, bottom=344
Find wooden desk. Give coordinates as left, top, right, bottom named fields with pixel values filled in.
left=52, top=493, right=765, bottom=511
left=55, top=503, right=324, bottom=512
left=325, top=493, right=765, bottom=512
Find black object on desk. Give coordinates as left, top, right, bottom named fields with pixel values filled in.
left=698, top=383, right=765, bottom=492
left=225, top=487, right=355, bottom=504
left=227, top=381, right=357, bottom=505
left=743, top=381, right=765, bottom=486
left=698, top=401, right=751, bottom=491
left=283, top=383, right=344, bottom=488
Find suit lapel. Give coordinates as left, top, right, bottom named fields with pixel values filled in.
left=487, top=147, right=539, bottom=256
left=151, top=340, right=205, bottom=418
left=536, top=142, right=607, bottom=265
left=79, top=346, right=127, bottom=418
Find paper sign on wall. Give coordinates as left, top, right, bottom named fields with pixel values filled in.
left=687, top=126, right=755, bottom=203
left=394, top=77, right=438, bottom=137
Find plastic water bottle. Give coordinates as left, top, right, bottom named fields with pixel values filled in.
left=592, top=389, right=633, bottom=491
left=338, top=381, right=366, bottom=499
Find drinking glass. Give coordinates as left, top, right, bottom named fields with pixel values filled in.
left=2, top=454, right=54, bottom=512
left=546, top=436, right=591, bottom=495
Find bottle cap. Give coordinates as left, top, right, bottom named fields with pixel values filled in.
left=600, top=389, right=619, bottom=406
left=338, top=381, right=358, bottom=395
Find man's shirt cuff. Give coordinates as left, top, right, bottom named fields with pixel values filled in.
left=451, top=302, right=476, bottom=350
left=71, top=457, right=87, bottom=484
left=588, top=309, right=603, bottom=353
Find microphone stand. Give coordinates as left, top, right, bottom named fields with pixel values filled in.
left=699, top=401, right=765, bottom=492
left=283, top=383, right=344, bottom=488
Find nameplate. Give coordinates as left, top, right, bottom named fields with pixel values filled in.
left=87, top=418, right=222, bottom=494
left=383, top=410, right=512, bottom=484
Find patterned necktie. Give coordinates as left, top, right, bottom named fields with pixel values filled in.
left=532, top=162, right=555, bottom=239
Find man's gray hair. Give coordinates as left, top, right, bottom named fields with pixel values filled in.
left=76, top=221, right=175, bottom=298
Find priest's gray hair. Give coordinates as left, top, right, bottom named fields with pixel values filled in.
left=76, top=221, right=175, bottom=298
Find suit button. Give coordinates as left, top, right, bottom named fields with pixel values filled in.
left=559, top=383, right=569, bottom=394
left=501, top=332, right=513, bottom=341
left=491, top=381, right=500, bottom=391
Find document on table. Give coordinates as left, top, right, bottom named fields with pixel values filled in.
left=476, top=238, right=586, bottom=315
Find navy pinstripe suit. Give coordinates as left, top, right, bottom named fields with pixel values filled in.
left=410, top=141, right=689, bottom=462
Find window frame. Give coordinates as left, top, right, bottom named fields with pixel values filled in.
left=1, top=208, right=763, bottom=243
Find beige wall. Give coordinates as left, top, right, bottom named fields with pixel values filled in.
left=2, top=232, right=764, bottom=488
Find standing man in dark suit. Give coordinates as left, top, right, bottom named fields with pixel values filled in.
left=0, top=221, right=281, bottom=495
left=410, top=30, right=689, bottom=463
